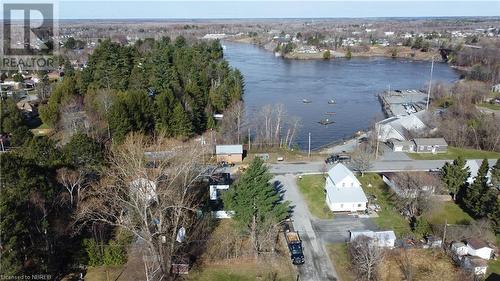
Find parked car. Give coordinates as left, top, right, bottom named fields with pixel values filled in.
left=325, top=154, right=351, bottom=164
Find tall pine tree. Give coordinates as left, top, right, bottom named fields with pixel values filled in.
left=463, top=159, right=489, bottom=217
left=222, top=157, right=289, bottom=255
left=441, top=156, right=470, bottom=201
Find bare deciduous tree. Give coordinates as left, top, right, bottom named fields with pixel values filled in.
left=392, top=171, right=440, bottom=220
left=350, top=144, right=374, bottom=176
left=57, top=167, right=84, bottom=206
left=349, top=236, right=384, bottom=281
left=75, top=133, right=213, bottom=280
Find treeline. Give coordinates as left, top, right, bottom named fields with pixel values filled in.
left=0, top=131, right=109, bottom=275
left=448, top=39, right=500, bottom=83
left=441, top=157, right=500, bottom=233
left=427, top=81, right=500, bottom=152
left=40, top=36, right=243, bottom=142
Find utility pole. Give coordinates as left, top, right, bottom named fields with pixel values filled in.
left=248, top=128, right=251, bottom=151
left=375, top=124, right=380, bottom=159
left=426, top=56, right=434, bottom=110
left=308, top=132, right=311, bottom=158
left=442, top=219, right=448, bottom=246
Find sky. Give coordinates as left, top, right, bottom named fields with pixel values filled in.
left=2, top=1, right=500, bottom=19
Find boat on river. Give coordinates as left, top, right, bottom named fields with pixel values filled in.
left=325, top=112, right=336, bottom=115
left=302, top=99, right=312, bottom=104
left=318, top=118, right=335, bottom=125
left=328, top=99, right=336, bottom=104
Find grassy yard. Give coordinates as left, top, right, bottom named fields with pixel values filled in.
left=424, top=201, right=473, bottom=225
left=357, top=173, right=412, bottom=237
left=84, top=266, right=128, bottom=281
left=296, top=174, right=334, bottom=219
left=487, top=259, right=500, bottom=279
left=381, top=249, right=461, bottom=281
left=326, top=243, right=355, bottom=281
left=407, top=146, right=500, bottom=160
left=187, top=259, right=295, bottom=281
left=479, top=102, right=500, bottom=111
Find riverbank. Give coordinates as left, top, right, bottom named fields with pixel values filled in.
left=227, top=37, right=441, bottom=62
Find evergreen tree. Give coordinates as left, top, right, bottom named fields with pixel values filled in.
left=222, top=157, right=289, bottom=254
left=463, top=159, right=489, bottom=216
left=170, top=103, right=193, bottom=138
left=441, top=156, right=470, bottom=201
left=63, top=132, right=104, bottom=172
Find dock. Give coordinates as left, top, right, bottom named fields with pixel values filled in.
left=378, top=89, right=428, bottom=117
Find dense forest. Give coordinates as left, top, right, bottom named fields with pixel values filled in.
left=1, top=37, right=244, bottom=276
left=39, top=36, right=244, bottom=142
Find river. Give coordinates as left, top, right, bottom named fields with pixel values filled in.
left=223, top=41, right=460, bottom=150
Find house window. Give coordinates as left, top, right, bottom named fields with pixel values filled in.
left=342, top=183, right=345, bottom=187
left=358, top=204, right=362, bottom=207
left=351, top=182, right=354, bottom=187
left=420, top=145, right=424, bottom=151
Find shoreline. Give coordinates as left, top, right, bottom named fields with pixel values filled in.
left=226, top=37, right=442, bottom=62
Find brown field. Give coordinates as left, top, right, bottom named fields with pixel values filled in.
left=381, top=248, right=461, bottom=281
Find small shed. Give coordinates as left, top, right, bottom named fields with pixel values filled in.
left=451, top=242, right=468, bottom=256
left=350, top=230, right=396, bottom=248
left=215, top=145, right=243, bottom=163
left=466, top=239, right=494, bottom=260
left=412, top=138, right=448, bottom=153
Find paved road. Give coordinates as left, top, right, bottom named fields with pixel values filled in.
left=274, top=175, right=338, bottom=281
left=270, top=159, right=498, bottom=174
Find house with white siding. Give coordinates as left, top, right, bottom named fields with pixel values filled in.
left=325, top=163, right=368, bottom=212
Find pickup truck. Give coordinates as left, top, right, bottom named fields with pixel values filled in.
left=284, top=228, right=305, bottom=265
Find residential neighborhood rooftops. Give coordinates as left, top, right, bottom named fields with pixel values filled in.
left=413, top=138, right=448, bottom=146
left=215, top=144, right=243, bottom=155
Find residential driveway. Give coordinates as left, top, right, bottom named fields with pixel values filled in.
left=312, top=216, right=377, bottom=244
left=274, top=175, right=338, bottom=281
left=378, top=143, right=412, bottom=161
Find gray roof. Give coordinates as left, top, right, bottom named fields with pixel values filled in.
left=327, top=163, right=361, bottom=187
left=215, top=145, right=243, bottom=155
left=413, top=138, right=448, bottom=146
left=350, top=230, right=396, bottom=241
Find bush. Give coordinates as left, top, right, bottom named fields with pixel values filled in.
left=83, top=239, right=103, bottom=266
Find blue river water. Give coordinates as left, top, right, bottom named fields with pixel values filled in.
left=223, top=41, right=460, bottom=149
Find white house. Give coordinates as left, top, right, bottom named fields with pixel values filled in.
left=377, top=112, right=427, bottom=142
left=325, top=163, right=368, bottom=212
left=466, top=239, right=494, bottom=260
left=350, top=230, right=396, bottom=248
left=451, top=242, right=468, bottom=256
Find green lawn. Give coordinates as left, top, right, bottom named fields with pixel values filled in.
left=357, top=173, right=412, bottom=237
left=407, top=146, right=500, bottom=160
left=479, top=102, right=500, bottom=111
left=424, top=201, right=473, bottom=225
left=487, top=259, right=500, bottom=279
left=297, top=175, right=334, bottom=219
left=326, top=243, right=355, bottom=281
left=187, top=263, right=294, bottom=281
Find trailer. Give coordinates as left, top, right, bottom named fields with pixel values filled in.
left=284, top=228, right=305, bottom=265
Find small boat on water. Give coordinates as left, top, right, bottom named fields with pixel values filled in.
left=325, top=112, right=336, bottom=115
left=302, top=99, right=312, bottom=104
left=318, top=118, right=335, bottom=125
left=328, top=99, right=336, bottom=104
